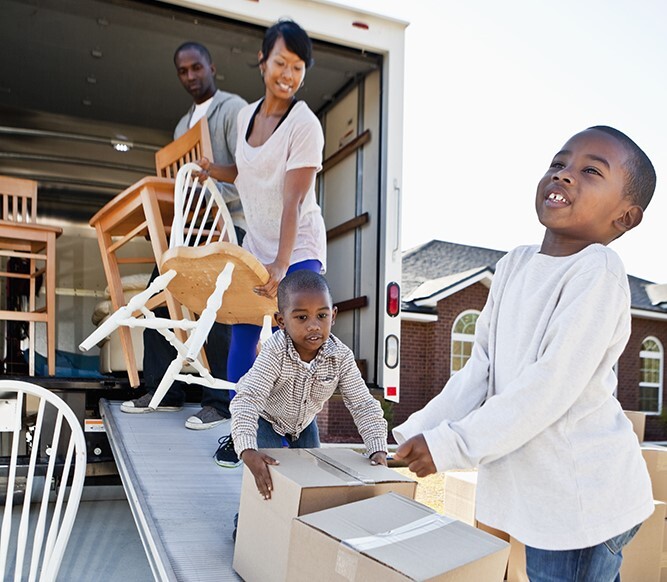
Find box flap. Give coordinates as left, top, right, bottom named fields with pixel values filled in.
left=260, top=448, right=415, bottom=488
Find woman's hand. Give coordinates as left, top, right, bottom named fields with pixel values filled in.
left=255, top=260, right=289, bottom=298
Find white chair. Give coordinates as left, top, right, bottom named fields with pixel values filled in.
left=79, top=163, right=276, bottom=408
left=0, top=380, right=87, bottom=582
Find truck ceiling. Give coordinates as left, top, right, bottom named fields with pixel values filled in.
left=0, top=0, right=381, bottom=214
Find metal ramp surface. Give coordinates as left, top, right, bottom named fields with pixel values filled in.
left=101, top=399, right=242, bottom=582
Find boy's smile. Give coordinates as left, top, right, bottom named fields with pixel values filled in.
left=275, top=288, right=337, bottom=362
left=536, top=128, right=642, bottom=256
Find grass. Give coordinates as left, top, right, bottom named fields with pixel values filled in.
left=392, top=466, right=445, bottom=515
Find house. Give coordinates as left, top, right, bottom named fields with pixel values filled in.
left=318, top=240, right=667, bottom=443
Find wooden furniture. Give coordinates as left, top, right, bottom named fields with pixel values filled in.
left=80, top=164, right=275, bottom=407
left=85, top=177, right=178, bottom=387
left=0, top=176, right=62, bottom=376
left=155, top=117, right=213, bottom=178
left=0, top=379, right=87, bottom=582
left=85, top=119, right=215, bottom=386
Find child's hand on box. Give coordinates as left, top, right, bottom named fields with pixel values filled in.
left=369, top=451, right=388, bottom=466
left=241, top=449, right=279, bottom=500
left=394, top=434, right=437, bottom=477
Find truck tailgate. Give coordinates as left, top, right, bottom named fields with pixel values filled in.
left=100, top=399, right=242, bottom=581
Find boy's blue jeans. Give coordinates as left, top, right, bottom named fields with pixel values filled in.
left=256, top=416, right=320, bottom=448
left=525, top=523, right=641, bottom=582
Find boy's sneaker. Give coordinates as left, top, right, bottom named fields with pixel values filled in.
left=120, top=393, right=183, bottom=414
left=185, top=406, right=229, bottom=430
left=214, top=435, right=241, bottom=468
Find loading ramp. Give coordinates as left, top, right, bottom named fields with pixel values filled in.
left=100, top=399, right=242, bottom=581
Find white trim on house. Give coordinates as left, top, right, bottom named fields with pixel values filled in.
left=411, top=268, right=494, bottom=307
left=400, top=311, right=438, bottom=323
left=631, top=308, right=667, bottom=321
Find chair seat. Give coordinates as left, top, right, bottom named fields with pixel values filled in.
left=160, top=241, right=277, bottom=326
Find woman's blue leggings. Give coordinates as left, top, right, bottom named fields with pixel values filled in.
left=227, top=259, right=322, bottom=390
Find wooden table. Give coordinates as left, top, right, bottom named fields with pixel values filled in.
left=89, top=177, right=180, bottom=387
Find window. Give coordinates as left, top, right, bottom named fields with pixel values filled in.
left=451, top=310, right=479, bottom=374
left=639, top=337, right=664, bottom=414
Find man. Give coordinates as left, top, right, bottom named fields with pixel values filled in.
left=121, top=42, right=247, bottom=430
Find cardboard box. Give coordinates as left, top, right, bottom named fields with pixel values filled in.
left=621, top=501, right=666, bottom=582
left=506, top=537, right=528, bottom=582
left=508, top=501, right=666, bottom=582
left=443, top=470, right=510, bottom=542
left=286, top=492, right=510, bottom=581
left=642, top=446, right=667, bottom=503
left=659, top=518, right=667, bottom=582
left=625, top=410, right=646, bottom=442
left=233, top=448, right=417, bottom=582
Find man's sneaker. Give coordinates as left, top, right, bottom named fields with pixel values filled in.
left=185, top=406, right=229, bottom=430
left=214, top=435, right=241, bottom=468
left=120, top=393, right=183, bottom=414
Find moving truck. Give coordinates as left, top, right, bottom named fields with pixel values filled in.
left=0, top=0, right=405, bottom=464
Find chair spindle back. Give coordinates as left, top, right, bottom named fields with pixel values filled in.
left=0, top=176, right=38, bottom=223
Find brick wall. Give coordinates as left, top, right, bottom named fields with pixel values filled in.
left=619, top=317, right=667, bottom=441
left=318, top=285, right=667, bottom=443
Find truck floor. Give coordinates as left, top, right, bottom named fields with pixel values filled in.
left=100, top=399, right=242, bottom=581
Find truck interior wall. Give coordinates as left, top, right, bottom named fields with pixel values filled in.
left=320, top=70, right=381, bottom=384
left=359, top=70, right=382, bottom=384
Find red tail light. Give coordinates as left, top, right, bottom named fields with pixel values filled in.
left=386, top=282, right=400, bottom=317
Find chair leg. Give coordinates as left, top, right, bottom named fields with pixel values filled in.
left=259, top=314, right=273, bottom=348
left=78, top=270, right=177, bottom=352
left=46, top=231, right=57, bottom=376
left=185, top=262, right=234, bottom=363
left=145, top=318, right=234, bottom=408
left=148, top=355, right=184, bottom=410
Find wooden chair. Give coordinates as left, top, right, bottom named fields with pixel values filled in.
left=0, top=379, right=87, bottom=582
left=155, top=117, right=213, bottom=178
left=81, top=163, right=276, bottom=406
left=87, top=119, right=215, bottom=386
left=0, top=176, right=62, bottom=376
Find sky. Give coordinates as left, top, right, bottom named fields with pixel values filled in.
left=337, top=0, right=667, bottom=283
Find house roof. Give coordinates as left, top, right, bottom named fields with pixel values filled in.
left=402, top=240, right=665, bottom=317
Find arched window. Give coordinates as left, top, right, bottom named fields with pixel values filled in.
left=451, top=310, right=480, bottom=374
left=639, top=337, right=664, bottom=414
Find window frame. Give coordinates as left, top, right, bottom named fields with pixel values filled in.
left=450, top=309, right=480, bottom=375
left=639, top=336, right=664, bottom=415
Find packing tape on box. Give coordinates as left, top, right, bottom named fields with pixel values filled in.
left=307, top=449, right=375, bottom=485
left=335, top=514, right=455, bottom=580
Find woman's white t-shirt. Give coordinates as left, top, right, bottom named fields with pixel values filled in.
left=234, top=100, right=326, bottom=271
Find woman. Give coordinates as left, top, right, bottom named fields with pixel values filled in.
left=198, top=19, right=326, bottom=465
